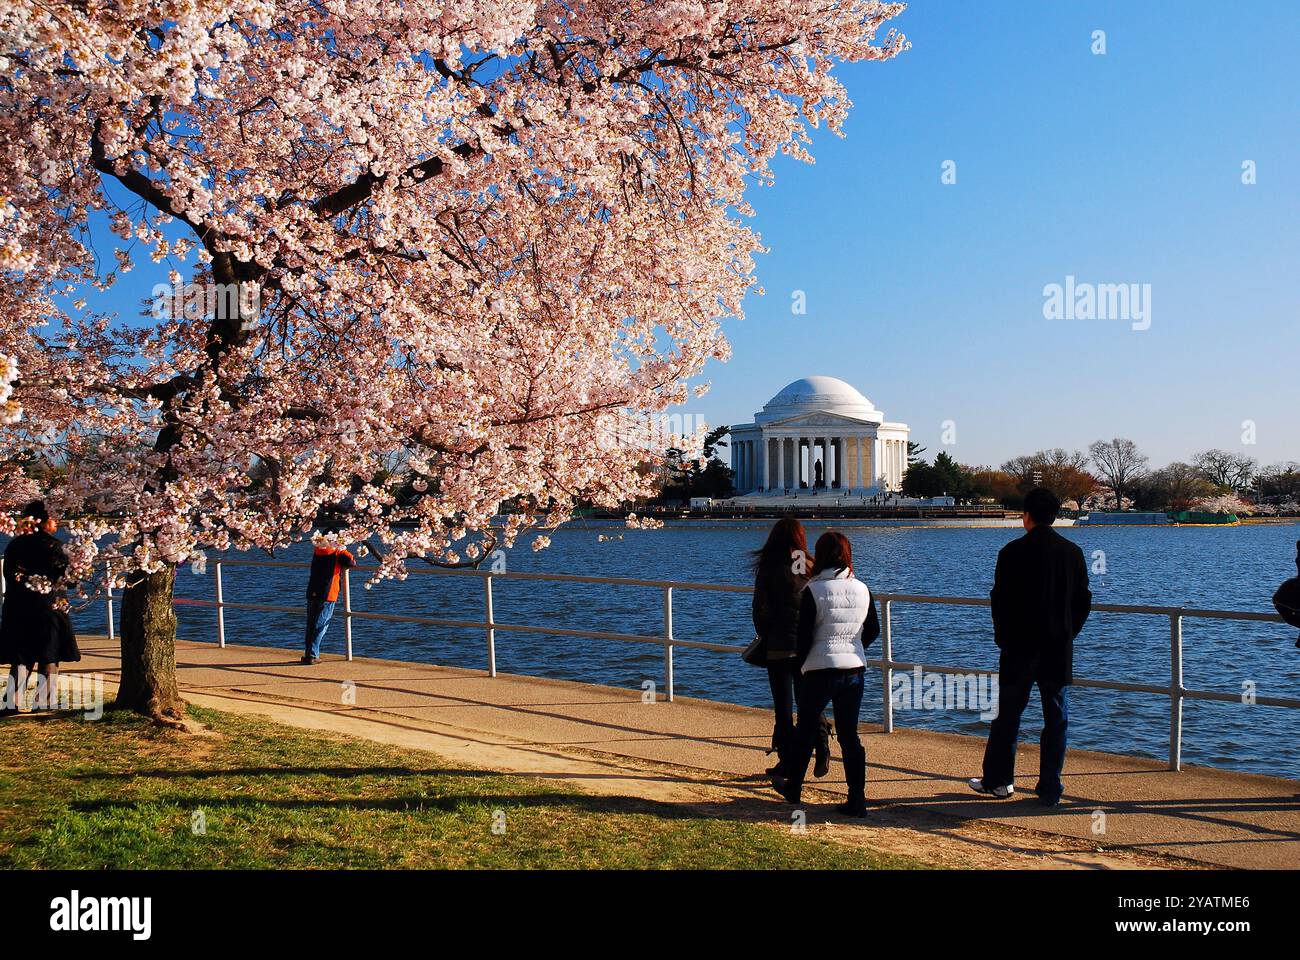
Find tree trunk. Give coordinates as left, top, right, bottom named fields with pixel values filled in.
left=117, top=565, right=185, bottom=724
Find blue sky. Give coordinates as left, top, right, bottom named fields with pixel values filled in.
left=73, top=2, right=1298, bottom=470
left=695, top=0, right=1300, bottom=469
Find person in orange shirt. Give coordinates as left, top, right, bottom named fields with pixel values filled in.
left=302, top=542, right=355, bottom=664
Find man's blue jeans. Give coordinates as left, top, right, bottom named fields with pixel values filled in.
left=982, top=658, right=1069, bottom=800
left=304, top=597, right=336, bottom=659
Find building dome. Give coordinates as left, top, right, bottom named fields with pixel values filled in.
left=730, top=375, right=909, bottom=497
left=758, top=376, right=881, bottom=424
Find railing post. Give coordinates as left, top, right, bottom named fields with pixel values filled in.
left=663, top=586, right=674, bottom=702
left=881, top=598, right=894, bottom=733
left=214, top=560, right=226, bottom=648
left=104, top=562, right=115, bottom=642
left=484, top=574, right=497, bottom=678
left=1169, top=610, right=1183, bottom=771
left=343, top=567, right=353, bottom=662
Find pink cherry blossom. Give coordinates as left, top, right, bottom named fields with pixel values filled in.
left=0, top=0, right=907, bottom=709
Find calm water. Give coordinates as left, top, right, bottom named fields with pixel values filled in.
left=28, top=520, right=1300, bottom=779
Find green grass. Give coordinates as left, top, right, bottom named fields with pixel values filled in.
left=0, top=706, right=926, bottom=869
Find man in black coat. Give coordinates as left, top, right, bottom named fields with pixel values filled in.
left=969, top=487, right=1091, bottom=806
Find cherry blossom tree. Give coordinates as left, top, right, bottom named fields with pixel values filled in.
left=0, top=0, right=908, bottom=720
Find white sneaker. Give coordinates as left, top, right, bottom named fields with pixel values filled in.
left=968, top=777, right=1014, bottom=799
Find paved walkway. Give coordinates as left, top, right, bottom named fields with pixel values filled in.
left=66, top=638, right=1300, bottom=869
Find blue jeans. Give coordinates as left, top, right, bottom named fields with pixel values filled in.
left=982, top=659, right=1069, bottom=799
left=784, top=668, right=867, bottom=803
left=304, top=597, right=336, bottom=659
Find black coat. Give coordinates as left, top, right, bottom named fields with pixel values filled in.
left=990, top=525, right=1091, bottom=683
left=0, top=532, right=80, bottom=665
left=1272, top=540, right=1300, bottom=633
left=752, top=562, right=807, bottom=660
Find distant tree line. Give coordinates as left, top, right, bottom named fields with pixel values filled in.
left=902, top=436, right=1300, bottom=515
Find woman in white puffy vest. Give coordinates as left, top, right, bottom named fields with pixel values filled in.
left=771, top=531, right=880, bottom=817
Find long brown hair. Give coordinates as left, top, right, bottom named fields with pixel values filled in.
left=752, top=517, right=808, bottom=576
left=810, top=531, right=853, bottom=577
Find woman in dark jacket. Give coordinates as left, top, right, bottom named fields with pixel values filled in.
left=1, top=500, right=79, bottom=714
left=752, top=517, right=830, bottom=778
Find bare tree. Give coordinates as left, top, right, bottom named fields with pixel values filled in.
left=1088, top=438, right=1149, bottom=509
left=1191, top=449, right=1257, bottom=491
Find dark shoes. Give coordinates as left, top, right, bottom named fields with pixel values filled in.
left=1034, top=781, right=1063, bottom=806
left=300, top=654, right=321, bottom=665
left=813, top=744, right=831, bottom=779
left=835, top=800, right=869, bottom=818
left=813, top=719, right=832, bottom=778
left=770, top=774, right=801, bottom=806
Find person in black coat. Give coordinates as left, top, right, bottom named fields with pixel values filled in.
left=751, top=518, right=830, bottom=778
left=969, top=488, right=1091, bottom=806
left=1272, top=540, right=1300, bottom=645
left=1, top=500, right=80, bottom=714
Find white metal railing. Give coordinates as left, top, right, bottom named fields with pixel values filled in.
left=71, top=557, right=1300, bottom=772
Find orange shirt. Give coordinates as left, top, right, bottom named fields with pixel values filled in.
left=308, top=545, right=355, bottom=602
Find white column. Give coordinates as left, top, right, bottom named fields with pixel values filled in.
left=855, top=436, right=864, bottom=492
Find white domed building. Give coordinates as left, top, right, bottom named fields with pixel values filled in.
left=729, top=376, right=910, bottom=496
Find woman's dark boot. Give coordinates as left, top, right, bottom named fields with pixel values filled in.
left=813, top=717, right=832, bottom=778
left=837, top=741, right=868, bottom=815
